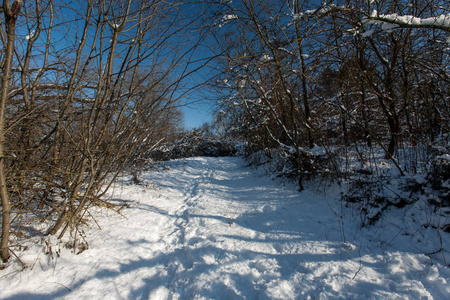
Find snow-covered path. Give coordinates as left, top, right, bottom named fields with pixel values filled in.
left=1, top=157, right=449, bottom=299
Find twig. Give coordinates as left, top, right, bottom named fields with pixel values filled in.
left=77, top=259, right=99, bottom=290
left=352, top=261, right=363, bottom=280
left=0, top=270, right=21, bottom=279
left=8, top=248, right=26, bottom=269
left=352, top=230, right=365, bottom=280
left=436, top=229, right=447, bottom=266
left=45, top=281, right=72, bottom=292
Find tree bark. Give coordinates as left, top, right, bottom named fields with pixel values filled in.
left=386, top=112, right=401, bottom=158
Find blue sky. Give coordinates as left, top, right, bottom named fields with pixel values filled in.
left=16, top=1, right=219, bottom=131
left=176, top=2, right=223, bottom=130
left=182, top=104, right=214, bottom=129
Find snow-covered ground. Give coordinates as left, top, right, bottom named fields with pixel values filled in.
left=1, top=156, right=449, bottom=299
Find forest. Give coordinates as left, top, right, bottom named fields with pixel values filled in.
left=0, top=0, right=449, bottom=273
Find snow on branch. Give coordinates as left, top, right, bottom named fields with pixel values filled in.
left=364, top=12, right=450, bottom=32
left=218, top=14, right=238, bottom=28
left=291, top=4, right=343, bottom=20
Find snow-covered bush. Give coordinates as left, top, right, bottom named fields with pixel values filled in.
left=429, top=133, right=450, bottom=193
left=343, top=176, right=416, bottom=226
left=148, top=127, right=239, bottom=161
left=244, top=146, right=330, bottom=183
left=427, top=133, right=450, bottom=208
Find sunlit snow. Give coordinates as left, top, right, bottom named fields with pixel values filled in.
left=0, top=157, right=448, bottom=299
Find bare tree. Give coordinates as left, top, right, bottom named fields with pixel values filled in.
left=211, top=0, right=449, bottom=183
left=1, top=0, right=23, bottom=263
left=210, top=0, right=333, bottom=189
left=0, top=0, right=210, bottom=255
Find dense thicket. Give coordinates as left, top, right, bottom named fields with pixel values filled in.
left=0, top=0, right=206, bottom=262
left=210, top=0, right=450, bottom=190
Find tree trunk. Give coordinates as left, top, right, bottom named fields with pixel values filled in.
left=387, top=113, right=401, bottom=158
left=1, top=0, right=23, bottom=263
left=294, top=0, right=313, bottom=149
left=361, top=93, right=372, bottom=148
left=342, top=112, right=349, bottom=147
